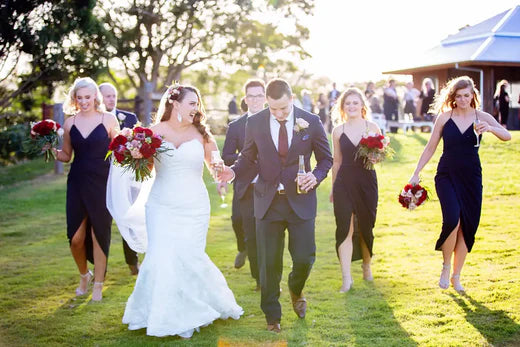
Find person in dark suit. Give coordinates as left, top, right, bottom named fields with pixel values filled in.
left=99, top=82, right=140, bottom=275
left=221, top=79, right=265, bottom=288
left=220, top=78, right=333, bottom=333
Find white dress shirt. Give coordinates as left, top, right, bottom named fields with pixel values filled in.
left=269, top=108, right=294, bottom=190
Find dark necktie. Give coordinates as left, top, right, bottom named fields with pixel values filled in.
left=277, top=120, right=288, bottom=163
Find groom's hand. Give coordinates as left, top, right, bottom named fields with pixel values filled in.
left=218, top=165, right=235, bottom=183
left=295, top=172, right=317, bottom=192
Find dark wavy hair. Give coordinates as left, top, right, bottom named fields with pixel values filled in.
left=156, top=85, right=212, bottom=142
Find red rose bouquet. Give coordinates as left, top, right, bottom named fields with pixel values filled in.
left=105, top=126, right=169, bottom=181
left=25, top=119, right=64, bottom=161
left=398, top=183, right=429, bottom=210
left=355, top=132, right=394, bottom=170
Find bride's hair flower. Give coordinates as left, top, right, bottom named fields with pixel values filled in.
left=167, top=82, right=183, bottom=104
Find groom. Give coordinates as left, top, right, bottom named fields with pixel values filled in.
left=220, top=78, right=332, bottom=332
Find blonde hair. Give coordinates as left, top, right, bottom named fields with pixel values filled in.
left=430, top=76, right=481, bottom=114
left=332, top=87, right=369, bottom=124
left=63, top=77, right=104, bottom=115
left=493, top=79, right=508, bottom=99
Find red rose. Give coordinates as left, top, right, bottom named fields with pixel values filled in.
left=139, top=143, right=156, bottom=158
left=150, top=136, right=162, bottom=149
left=108, top=134, right=128, bottom=150
left=133, top=127, right=153, bottom=137
left=114, top=151, right=125, bottom=163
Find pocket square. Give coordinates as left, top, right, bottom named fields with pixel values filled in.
left=302, top=134, right=310, bottom=141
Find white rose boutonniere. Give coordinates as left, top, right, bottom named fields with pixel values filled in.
left=117, top=113, right=127, bottom=121
left=294, top=118, right=309, bottom=133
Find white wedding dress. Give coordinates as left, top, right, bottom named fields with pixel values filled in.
left=121, top=139, right=243, bottom=338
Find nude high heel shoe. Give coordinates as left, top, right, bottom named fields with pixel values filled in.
left=451, top=274, right=465, bottom=292
left=92, top=282, right=104, bottom=301
left=75, top=270, right=93, bottom=296
left=439, top=264, right=450, bottom=289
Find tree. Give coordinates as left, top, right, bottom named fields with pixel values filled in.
left=95, top=0, right=313, bottom=124
left=0, top=0, right=109, bottom=113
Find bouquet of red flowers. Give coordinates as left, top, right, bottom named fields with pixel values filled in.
left=105, top=126, right=169, bottom=181
left=398, top=183, right=429, bottom=210
left=25, top=119, right=64, bottom=161
left=355, top=132, right=394, bottom=170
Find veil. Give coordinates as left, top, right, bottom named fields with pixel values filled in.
left=106, top=161, right=154, bottom=253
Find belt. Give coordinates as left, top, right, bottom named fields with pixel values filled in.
left=277, top=189, right=286, bottom=195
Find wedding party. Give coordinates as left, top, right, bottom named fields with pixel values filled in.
left=1, top=1, right=520, bottom=346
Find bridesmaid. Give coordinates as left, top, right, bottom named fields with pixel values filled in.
left=330, top=88, right=380, bottom=292
left=53, top=77, right=119, bottom=301
left=409, top=76, right=510, bottom=292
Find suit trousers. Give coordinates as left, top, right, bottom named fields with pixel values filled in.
left=239, top=184, right=259, bottom=282
left=231, top=186, right=246, bottom=252
left=256, top=194, right=316, bottom=324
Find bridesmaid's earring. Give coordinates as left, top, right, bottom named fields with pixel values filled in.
left=177, top=112, right=182, bottom=122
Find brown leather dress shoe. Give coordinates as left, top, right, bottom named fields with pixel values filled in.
left=289, top=290, right=307, bottom=318
left=128, top=264, right=139, bottom=275
left=267, top=323, right=281, bottom=333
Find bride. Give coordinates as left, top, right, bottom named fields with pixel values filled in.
left=115, top=85, right=243, bottom=338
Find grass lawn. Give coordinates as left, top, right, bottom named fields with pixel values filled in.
left=0, top=132, right=519, bottom=346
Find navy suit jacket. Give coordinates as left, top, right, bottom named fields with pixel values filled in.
left=222, top=113, right=259, bottom=200
left=232, top=106, right=332, bottom=220
left=116, top=108, right=138, bottom=129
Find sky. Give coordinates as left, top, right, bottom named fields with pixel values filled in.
left=301, top=0, right=520, bottom=85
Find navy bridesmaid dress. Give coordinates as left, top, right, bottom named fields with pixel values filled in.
left=435, top=110, right=482, bottom=252
left=66, top=115, right=112, bottom=263
left=333, top=124, right=378, bottom=261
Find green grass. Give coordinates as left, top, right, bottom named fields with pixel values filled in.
left=1, top=133, right=519, bottom=346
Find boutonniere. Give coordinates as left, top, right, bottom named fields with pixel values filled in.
left=294, top=117, right=310, bottom=141
left=117, top=113, right=127, bottom=122
left=294, top=118, right=309, bottom=133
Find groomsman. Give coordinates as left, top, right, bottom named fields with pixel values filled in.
left=99, top=82, right=140, bottom=275
left=221, top=79, right=332, bottom=332
left=221, top=79, right=266, bottom=288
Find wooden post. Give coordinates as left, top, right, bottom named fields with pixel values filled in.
left=53, top=103, right=64, bottom=175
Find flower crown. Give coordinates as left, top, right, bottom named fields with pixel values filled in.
left=167, top=83, right=183, bottom=104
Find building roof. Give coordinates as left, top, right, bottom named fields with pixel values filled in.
left=385, top=6, right=520, bottom=74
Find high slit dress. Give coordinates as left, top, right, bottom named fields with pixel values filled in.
left=66, top=117, right=112, bottom=263
left=434, top=111, right=482, bottom=252
left=333, top=128, right=378, bottom=261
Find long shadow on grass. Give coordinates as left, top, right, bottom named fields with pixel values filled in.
left=409, top=133, right=428, bottom=146
left=340, top=281, right=418, bottom=346
left=449, top=293, right=520, bottom=345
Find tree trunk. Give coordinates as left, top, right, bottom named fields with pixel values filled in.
left=137, top=81, right=156, bottom=126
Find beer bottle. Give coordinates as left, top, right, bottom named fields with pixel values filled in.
left=297, top=155, right=307, bottom=194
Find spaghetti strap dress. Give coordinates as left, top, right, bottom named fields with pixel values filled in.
left=66, top=115, right=112, bottom=263
left=434, top=110, right=482, bottom=252
left=333, top=123, right=378, bottom=260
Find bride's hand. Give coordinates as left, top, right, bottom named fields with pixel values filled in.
left=218, top=165, right=235, bottom=183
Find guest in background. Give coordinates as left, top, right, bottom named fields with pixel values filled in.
left=403, top=81, right=419, bottom=120
left=383, top=79, right=399, bottom=132
left=228, top=95, right=238, bottom=117
left=99, top=82, right=140, bottom=276
left=409, top=76, right=510, bottom=292
left=494, top=80, right=510, bottom=128
left=301, top=90, right=313, bottom=113
left=328, top=82, right=340, bottom=113
left=418, top=78, right=436, bottom=121
left=317, top=93, right=328, bottom=127
left=54, top=77, right=120, bottom=301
